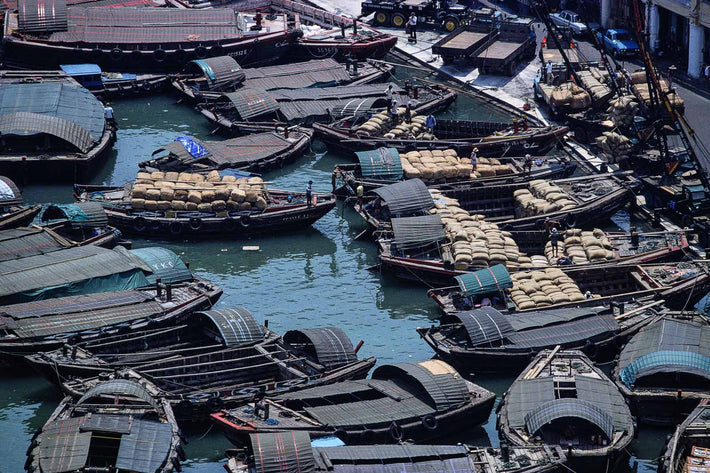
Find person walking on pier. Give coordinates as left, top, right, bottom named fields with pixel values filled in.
left=407, top=13, right=417, bottom=43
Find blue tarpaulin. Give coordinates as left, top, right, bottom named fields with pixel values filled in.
left=695, top=291, right=710, bottom=315
left=455, top=265, right=512, bottom=298
left=174, top=136, right=208, bottom=159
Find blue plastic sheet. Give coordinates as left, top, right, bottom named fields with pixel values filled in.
left=174, top=136, right=208, bottom=159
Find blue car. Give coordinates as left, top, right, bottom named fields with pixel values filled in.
left=596, top=29, right=639, bottom=58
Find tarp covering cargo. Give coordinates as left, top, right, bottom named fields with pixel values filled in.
left=185, top=56, right=245, bottom=91
left=250, top=432, right=315, bottom=473
left=221, top=89, right=280, bottom=120
left=283, top=327, right=357, bottom=370
left=18, top=0, right=68, bottom=33
left=130, top=247, right=192, bottom=285
left=454, top=264, right=512, bottom=297
left=0, top=176, right=23, bottom=205
left=313, top=444, right=470, bottom=472
left=355, top=147, right=402, bottom=180
left=391, top=215, right=445, bottom=250
left=0, top=83, right=105, bottom=149
left=525, top=398, right=615, bottom=439
left=618, top=318, right=710, bottom=387
left=243, top=59, right=352, bottom=91
left=41, top=202, right=108, bottom=230
left=0, top=245, right=151, bottom=304
left=371, top=179, right=432, bottom=216
left=197, top=307, right=266, bottom=347
left=0, top=290, right=162, bottom=339
left=0, top=227, right=71, bottom=262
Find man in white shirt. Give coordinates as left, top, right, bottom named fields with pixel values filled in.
left=545, top=60, right=554, bottom=84
left=407, top=13, right=417, bottom=42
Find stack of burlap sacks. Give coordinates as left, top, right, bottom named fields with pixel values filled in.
left=606, top=95, right=639, bottom=128
left=130, top=170, right=268, bottom=213
left=400, top=150, right=513, bottom=181
left=549, top=82, right=591, bottom=111
left=513, top=180, right=577, bottom=216
left=428, top=189, right=534, bottom=270
left=577, top=69, right=611, bottom=104
left=629, top=71, right=684, bottom=110
left=544, top=228, right=615, bottom=265
left=353, top=112, right=435, bottom=140
left=595, top=131, right=632, bottom=161
left=507, top=268, right=593, bottom=310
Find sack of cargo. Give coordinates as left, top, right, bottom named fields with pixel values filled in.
left=160, top=188, right=175, bottom=201
left=192, top=174, right=205, bottom=183
left=131, top=198, right=145, bottom=210
left=187, top=190, right=202, bottom=204
left=244, top=190, right=258, bottom=203
left=173, top=189, right=188, bottom=202
left=144, top=200, right=157, bottom=211
left=222, top=175, right=237, bottom=183
left=255, top=196, right=267, bottom=211
left=137, top=171, right=152, bottom=181
left=150, top=171, right=165, bottom=180
left=517, top=300, right=537, bottom=310
left=455, top=254, right=473, bottom=265
left=171, top=200, right=186, bottom=211
left=215, top=188, right=231, bottom=201
left=146, top=189, right=161, bottom=201
left=210, top=200, right=226, bottom=212
left=164, top=171, right=179, bottom=182
left=531, top=294, right=552, bottom=305
left=207, top=170, right=221, bottom=182
left=156, top=201, right=171, bottom=211
left=226, top=200, right=241, bottom=211
left=178, top=172, right=192, bottom=182
left=201, top=190, right=215, bottom=203
left=132, top=186, right=148, bottom=199
left=239, top=202, right=252, bottom=211
left=197, top=202, right=212, bottom=213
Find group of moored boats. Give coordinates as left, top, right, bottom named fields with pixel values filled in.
left=0, top=0, right=709, bottom=471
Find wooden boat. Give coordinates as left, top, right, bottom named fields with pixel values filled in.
left=211, top=360, right=495, bottom=445
left=355, top=173, right=636, bottom=233
left=613, top=317, right=710, bottom=426
left=138, top=128, right=312, bottom=175
left=26, top=307, right=276, bottom=383
left=224, top=432, right=567, bottom=473
left=0, top=244, right=205, bottom=305
left=658, top=399, right=710, bottom=473
left=2, top=1, right=295, bottom=72
left=313, top=118, right=569, bottom=157
left=417, top=299, right=666, bottom=373
left=332, top=147, right=577, bottom=198
left=39, top=201, right=125, bottom=249
left=60, top=64, right=168, bottom=98
left=74, top=179, right=336, bottom=239
left=164, top=0, right=397, bottom=62
left=0, top=79, right=116, bottom=181
left=378, top=228, right=690, bottom=287
left=429, top=261, right=710, bottom=314
left=0, top=176, right=43, bottom=230
left=171, top=57, right=393, bottom=103
left=62, top=325, right=377, bottom=421
left=1, top=279, right=221, bottom=367
left=498, top=349, right=634, bottom=473
left=26, top=374, right=183, bottom=473
left=198, top=83, right=456, bottom=133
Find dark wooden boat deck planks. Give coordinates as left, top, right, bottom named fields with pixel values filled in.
left=211, top=359, right=495, bottom=445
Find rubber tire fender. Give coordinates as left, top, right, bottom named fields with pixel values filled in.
left=153, top=48, right=167, bottom=63
left=195, top=45, right=208, bottom=59
left=223, top=217, right=237, bottom=232
left=110, top=47, right=123, bottom=61
left=421, top=414, right=438, bottom=431
left=169, top=220, right=183, bottom=236
left=240, top=215, right=251, bottom=228
left=189, top=217, right=202, bottom=231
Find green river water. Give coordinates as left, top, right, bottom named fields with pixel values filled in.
left=0, top=68, right=670, bottom=472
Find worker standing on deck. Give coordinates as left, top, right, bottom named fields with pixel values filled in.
left=385, top=84, right=394, bottom=110
left=104, top=104, right=115, bottom=127
left=407, top=13, right=417, bottom=43
left=306, top=180, right=313, bottom=207
left=470, top=148, right=478, bottom=171
left=524, top=154, right=533, bottom=176
left=391, top=100, right=400, bottom=124
left=549, top=228, right=561, bottom=258
left=425, top=114, right=436, bottom=134
left=404, top=100, right=412, bottom=124
left=545, top=60, right=553, bottom=85
left=356, top=184, right=364, bottom=209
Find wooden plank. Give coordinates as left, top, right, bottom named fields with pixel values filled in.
left=614, top=300, right=665, bottom=321
left=523, top=345, right=561, bottom=380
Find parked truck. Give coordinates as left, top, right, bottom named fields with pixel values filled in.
left=361, top=0, right=470, bottom=32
